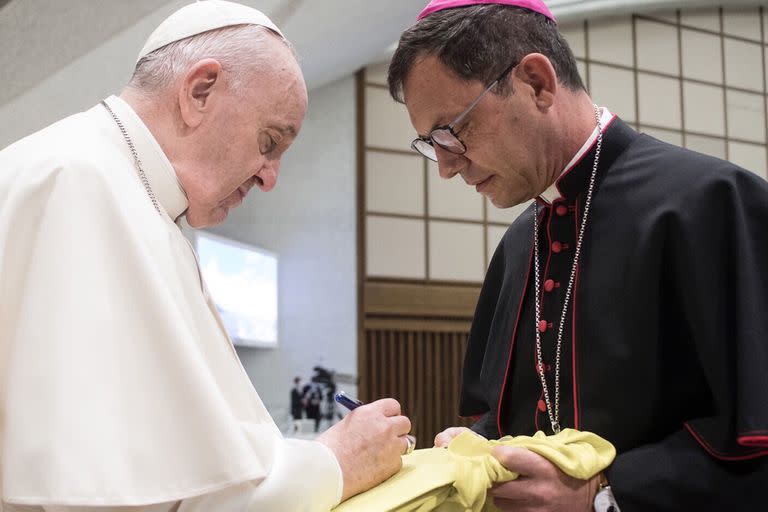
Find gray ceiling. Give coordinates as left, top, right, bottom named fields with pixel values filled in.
left=2, top=0, right=762, bottom=108
left=0, top=0, right=422, bottom=107
left=0, top=0, right=174, bottom=105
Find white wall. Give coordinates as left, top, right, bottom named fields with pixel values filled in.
left=204, top=75, right=358, bottom=430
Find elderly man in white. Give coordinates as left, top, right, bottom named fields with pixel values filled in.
left=0, top=2, right=411, bottom=511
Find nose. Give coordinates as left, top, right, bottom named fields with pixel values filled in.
left=262, top=157, right=282, bottom=180
left=255, top=157, right=283, bottom=192
left=270, top=158, right=282, bottom=175
left=434, top=145, right=467, bottom=180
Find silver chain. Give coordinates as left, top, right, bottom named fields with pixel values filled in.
left=101, top=100, right=163, bottom=216
left=533, top=105, right=603, bottom=435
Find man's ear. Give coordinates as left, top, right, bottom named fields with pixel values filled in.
left=514, top=53, right=557, bottom=111
left=178, top=58, right=223, bottom=129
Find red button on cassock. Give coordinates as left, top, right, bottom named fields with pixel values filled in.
left=538, top=320, right=548, bottom=332
left=555, top=205, right=568, bottom=217
left=538, top=399, right=547, bottom=412
left=544, top=279, right=555, bottom=292
left=551, top=241, right=563, bottom=253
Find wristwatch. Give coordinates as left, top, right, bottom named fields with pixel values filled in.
left=593, top=473, right=620, bottom=512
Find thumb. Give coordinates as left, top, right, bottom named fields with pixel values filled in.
left=434, top=427, right=475, bottom=447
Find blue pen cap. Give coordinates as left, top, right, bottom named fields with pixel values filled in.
left=334, top=391, right=363, bottom=411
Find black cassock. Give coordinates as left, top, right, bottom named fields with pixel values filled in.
left=460, top=117, right=768, bottom=510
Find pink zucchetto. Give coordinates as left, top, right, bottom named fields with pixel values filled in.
left=417, top=0, right=555, bottom=22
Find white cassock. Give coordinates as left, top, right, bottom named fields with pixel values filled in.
left=0, top=96, right=342, bottom=512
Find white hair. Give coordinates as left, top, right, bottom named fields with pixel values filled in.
left=127, top=24, right=297, bottom=94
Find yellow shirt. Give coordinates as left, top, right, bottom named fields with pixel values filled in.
left=335, top=429, right=615, bottom=512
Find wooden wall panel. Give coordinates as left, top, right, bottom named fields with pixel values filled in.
left=362, top=328, right=473, bottom=448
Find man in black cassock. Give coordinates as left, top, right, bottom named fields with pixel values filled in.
left=388, top=0, right=768, bottom=510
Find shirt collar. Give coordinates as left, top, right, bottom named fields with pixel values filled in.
left=539, top=106, right=616, bottom=204
left=102, top=95, right=189, bottom=221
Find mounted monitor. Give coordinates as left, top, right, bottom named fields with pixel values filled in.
left=195, top=231, right=278, bottom=348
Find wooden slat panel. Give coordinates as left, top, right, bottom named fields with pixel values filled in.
left=453, top=333, right=463, bottom=421
left=430, top=333, right=440, bottom=440
left=365, top=317, right=471, bottom=332
left=362, top=327, right=472, bottom=449
left=368, top=330, right=376, bottom=401
left=407, top=331, right=416, bottom=422
left=365, top=282, right=480, bottom=318
left=415, top=331, right=425, bottom=445
left=426, top=332, right=435, bottom=444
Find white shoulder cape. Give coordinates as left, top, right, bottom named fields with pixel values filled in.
left=0, top=96, right=341, bottom=509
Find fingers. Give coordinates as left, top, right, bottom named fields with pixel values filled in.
left=389, top=414, right=412, bottom=437
left=401, top=434, right=416, bottom=455
left=490, top=496, right=530, bottom=512
left=491, top=446, right=553, bottom=478
left=345, top=400, right=410, bottom=439
left=489, top=479, right=532, bottom=501
left=320, top=402, right=411, bottom=501
left=434, top=427, right=471, bottom=447
left=362, top=399, right=411, bottom=439
left=369, top=397, right=402, bottom=416
left=487, top=448, right=597, bottom=511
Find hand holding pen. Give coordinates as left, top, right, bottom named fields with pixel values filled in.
left=316, top=394, right=412, bottom=501
left=335, top=391, right=417, bottom=455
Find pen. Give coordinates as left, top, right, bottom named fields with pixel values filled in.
left=334, top=390, right=364, bottom=410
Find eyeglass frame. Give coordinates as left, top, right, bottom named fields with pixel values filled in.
left=410, top=61, right=518, bottom=162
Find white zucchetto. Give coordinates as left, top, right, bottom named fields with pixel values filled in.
left=137, top=0, right=284, bottom=62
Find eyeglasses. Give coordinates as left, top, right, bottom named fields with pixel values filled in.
left=411, top=61, right=517, bottom=162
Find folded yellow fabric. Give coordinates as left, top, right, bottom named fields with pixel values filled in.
left=334, top=429, right=616, bottom=512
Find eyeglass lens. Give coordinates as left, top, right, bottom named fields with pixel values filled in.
left=412, top=139, right=437, bottom=161
left=431, top=129, right=465, bottom=153
left=412, top=129, right=466, bottom=161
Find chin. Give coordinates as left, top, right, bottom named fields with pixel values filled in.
left=487, top=193, right=512, bottom=209
left=186, top=208, right=228, bottom=228
left=489, top=194, right=527, bottom=210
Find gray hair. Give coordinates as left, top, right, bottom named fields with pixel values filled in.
left=127, top=24, right=297, bottom=94
left=388, top=5, right=585, bottom=104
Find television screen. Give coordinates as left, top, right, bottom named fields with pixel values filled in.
left=195, top=232, right=278, bottom=347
